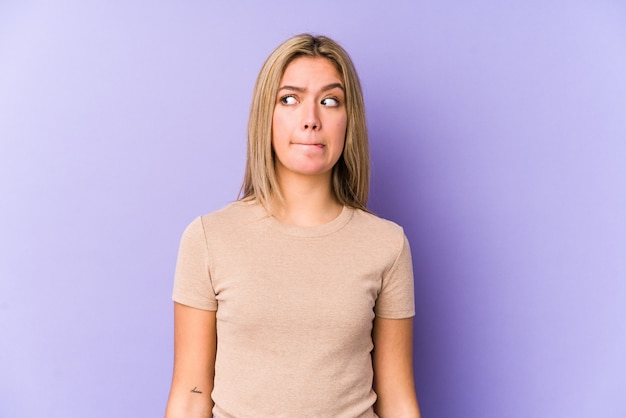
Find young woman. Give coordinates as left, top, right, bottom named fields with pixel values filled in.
left=165, top=34, right=421, bottom=418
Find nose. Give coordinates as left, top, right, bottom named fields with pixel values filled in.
left=302, top=101, right=321, bottom=131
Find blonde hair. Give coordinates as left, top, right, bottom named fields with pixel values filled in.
left=239, top=34, right=370, bottom=211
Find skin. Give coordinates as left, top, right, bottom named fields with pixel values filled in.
left=271, top=56, right=347, bottom=226
left=272, top=57, right=347, bottom=181
left=165, top=303, right=216, bottom=418
left=165, top=56, right=420, bottom=417
left=373, top=317, right=421, bottom=417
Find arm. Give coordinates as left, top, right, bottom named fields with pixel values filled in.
left=165, top=302, right=217, bottom=418
left=372, top=316, right=421, bottom=418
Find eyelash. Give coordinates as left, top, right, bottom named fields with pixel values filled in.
left=321, top=97, right=340, bottom=107
left=279, top=95, right=342, bottom=107
left=280, top=95, right=298, bottom=105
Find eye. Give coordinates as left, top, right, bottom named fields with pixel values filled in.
left=280, top=95, right=298, bottom=105
left=321, top=97, right=340, bottom=107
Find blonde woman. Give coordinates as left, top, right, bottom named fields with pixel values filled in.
left=166, top=34, right=421, bottom=418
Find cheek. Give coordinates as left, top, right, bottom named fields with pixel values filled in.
left=271, top=111, right=290, bottom=142
left=335, top=116, right=348, bottom=142
left=333, top=119, right=347, bottom=158
left=271, top=111, right=279, bottom=136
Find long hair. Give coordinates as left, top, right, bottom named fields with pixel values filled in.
left=239, top=34, right=369, bottom=211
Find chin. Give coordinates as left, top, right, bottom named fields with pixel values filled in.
left=286, top=166, right=333, bottom=177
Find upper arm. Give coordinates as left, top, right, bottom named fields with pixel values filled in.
left=165, top=302, right=217, bottom=418
left=372, top=316, right=421, bottom=418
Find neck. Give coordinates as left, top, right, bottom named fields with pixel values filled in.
left=271, top=172, right=342, bottom=227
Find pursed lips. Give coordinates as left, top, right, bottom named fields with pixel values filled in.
left=291, top=142, right=325, bottom=149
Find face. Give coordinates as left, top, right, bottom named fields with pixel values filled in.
left=272, top=56, right=347, bottom=181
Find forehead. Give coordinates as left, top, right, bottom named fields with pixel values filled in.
left=280, top=56, right=343, bottom=83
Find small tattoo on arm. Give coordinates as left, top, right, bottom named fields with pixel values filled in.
left=190, top=386, right=202, bottom=394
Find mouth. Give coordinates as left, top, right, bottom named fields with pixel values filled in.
left=293, top=142, right=325, bottom=149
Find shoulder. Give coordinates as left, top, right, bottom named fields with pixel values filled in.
left=179, top=200, right=267, bottom=242
left=345, top=208, right=410, bottom=261
left=196, top=200, right=264, bottom=227
left=350, top=208, right=406, bottom=240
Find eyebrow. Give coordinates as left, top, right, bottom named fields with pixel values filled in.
left=277, top=82, right=345, bottom=93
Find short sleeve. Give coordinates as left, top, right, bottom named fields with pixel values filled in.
left=171, top=216, right=218, bottom=311
left=374, top=233, right=415, bottom=319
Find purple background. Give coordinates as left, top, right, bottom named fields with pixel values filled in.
left=1, top=1, right=625, bottom=417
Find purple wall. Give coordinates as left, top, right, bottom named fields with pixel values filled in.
left=1, top=1, right=625, bottom=417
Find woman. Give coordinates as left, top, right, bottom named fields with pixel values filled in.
left=165, top=34, right=421, bottom=418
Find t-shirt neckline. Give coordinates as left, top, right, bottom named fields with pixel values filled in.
left=263, top=204, right=354, bottom=237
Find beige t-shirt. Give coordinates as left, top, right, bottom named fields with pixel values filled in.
left=173, top=200, right=415, bottom=418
